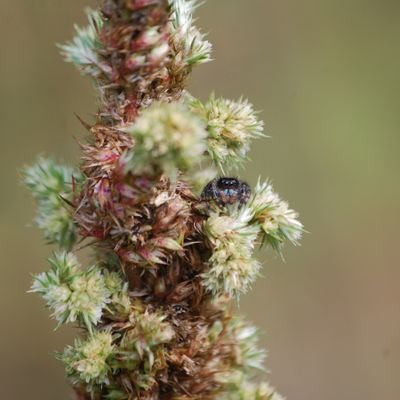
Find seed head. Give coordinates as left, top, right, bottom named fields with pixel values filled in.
left=191, top=95, right=264, bottom=172
left=250, top=179, right=304, bottom=252
left=202, top=211, right=261, bottom=297
left=125, top=102, right=208, bottom=180
left=23, top=157, right=82, bottom=249
left=60, top=331, right=114, bottom=388
left=169, top=0, right=212, bottom=67
left=31, top=252, right=111, bottom=331
left=60, top=8, right=104, bottom=78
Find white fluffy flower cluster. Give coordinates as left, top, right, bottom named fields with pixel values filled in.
left=31, top=252, right=129, bottom=332
left=125, top=102, right=208, bottom=180
left=191, top=95, right=264, bottom=172
left=237, top=381, right=286, bottom=400
left=218, top=370, right=285, bottom=400
left=203, top=179, right=303, bottom=297
left=60, top=8, right=104, bottom=78
left=60, top=331, right=114, bottom=388
left=250, top=179, right=304, bottom=252
left=169, top=0, right=212, bottom=66
left=103, top=270, right=131, bottom=317
left=23, top=157, right=81, bottom=250
left=124, top=310, right=175, bottom=352
left=229, top=318, right=266, bottom=372
left=117, top=309, right=175, bottom=375
left=202, top=208, right=261, bottom=297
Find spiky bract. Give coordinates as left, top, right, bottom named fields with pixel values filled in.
left=169, top=0, right=212, bottom=67
left=218, top=377, right=285, bottom=400
left=31, top=252, right=112, bottom=331
left=125, top=102, right=208, bottom=179
left=60, top=331, right=114, bottom=389
left=23, top=157, right=81, bottom=249
left=250, top=179, right=304, bottom=252
left=60, top=9, right=104, bottom=77
left=202, top=210, right=261, bottom=297
left=191, top=95, right=264, bottom=172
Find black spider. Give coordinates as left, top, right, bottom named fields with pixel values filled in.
left=201, top=177, right=251, bottom=208
left=170, top=304, right=188, bottom=316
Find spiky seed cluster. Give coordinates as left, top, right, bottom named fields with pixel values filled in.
left=230, top=318, right=267, bottom=372
left=23, top=158, right=81, bottom=250
left=26, top=1, right=304, bottom=399
left=217, top=318, right=283, bottom=400
left=125, top=102, right=208, bottom=179
left=60, top=331, right=114, bottom=389
left=191, top=95, right=264, bottom=172
left=251, top=179, right=304, bottom=252
left=201, top=179, right=303, bottom=296
left=103, top=270, right=131, bottom=317
left=219, top=377, right=285, bottom=400
left=169, top=0, right=212, bottom=68
left=115, top=309, right=175, bottom=389
left=202, top=210, right=261, bottom=297
left=31, top=252, right=126, bottom=331
left=60, top=9, right=104, bottom=78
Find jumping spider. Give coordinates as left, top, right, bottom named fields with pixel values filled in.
left=201, top=177, right=251, bottom=208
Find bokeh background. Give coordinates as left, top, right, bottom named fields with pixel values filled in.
left=1, top=1, right=400, bottom=399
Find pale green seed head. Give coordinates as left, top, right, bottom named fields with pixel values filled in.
left=191, top=96, right=264, bottom=172
left=23, top=157, right=81, bottom=249
left=250, top=179, right=304, bottom=251
left=31, top=252, right=111, bottom=330
left=203, top=212, right=261, bottom=297
left=61, top=331, right=114, bottom=387
left=125, top=102, right=208, bottom=180
left=169, top=0, right=212, bottom=67
left=60, top=8, right=104, bottom=77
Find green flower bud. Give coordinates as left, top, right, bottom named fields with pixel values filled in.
left=60, top=331, right=114, bottom=388
left=191, top=95, right=264, bottom=172
left=31, top=252, right=110, bottom=332
left=250, top=179, right=304, bottom=252
left=202, top=211, right=261, bottom=297
left=125, top=102, right=208, bottom=180
left=23, top=157, right=82, bottom=249
left=169, top=0, right=212, bottom=67
left=60, top=8, right=104, bottom=78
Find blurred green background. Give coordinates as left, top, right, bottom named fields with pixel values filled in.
left=1, top=1, right=400, bottom=399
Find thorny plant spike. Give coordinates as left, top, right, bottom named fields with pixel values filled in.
left=24, top=1, right=304, bottom=399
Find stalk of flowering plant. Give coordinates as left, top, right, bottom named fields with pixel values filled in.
left=24, top=1, right=303, bottom=399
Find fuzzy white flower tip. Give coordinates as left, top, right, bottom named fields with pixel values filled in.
left=169, top=0, right=212, bottom=67
left=250, top=179, right=304, bottom=251
left=31, top=252, right=112, bottom=331
left=23, top=157, right=81, bottom=249
left=60, top=331, right=114, bottom=387
left=190, top=95, right=264, bottom=171
left=60, top=8, right=103, bottom=77
left=125, top=102, right=208, bottom=179
left=202, top=212, right=261, bottom=298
